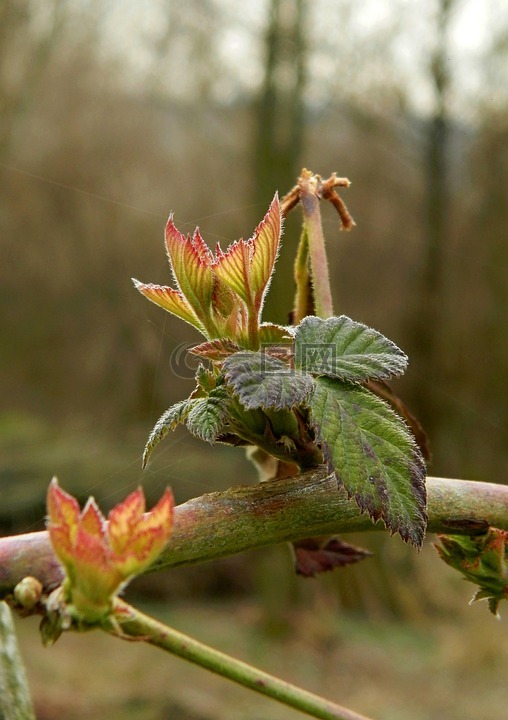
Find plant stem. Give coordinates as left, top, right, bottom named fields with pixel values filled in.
left=298, top=170, right=334, bottom=318
left=2, top=475, right=508, bottom=596
left=247, top=305, right=260, bottom=350
left=293, top=225, right=312, bottom=323
left=114, top=599, right=373, bottom=720
left=0, top=602, right=36, bottom=720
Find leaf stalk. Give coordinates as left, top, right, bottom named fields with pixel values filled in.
left=113, top=599, right=374, bottom=720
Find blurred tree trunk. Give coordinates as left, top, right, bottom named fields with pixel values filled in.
left=0, top=0, right=68, bottom=160
left=250, top=2, right=307, bottom=622
left=254, top=0, right=306, bottom=198
left=253, top=0, right=307, bottom=323
left=409, top=0, right=454, bottom=442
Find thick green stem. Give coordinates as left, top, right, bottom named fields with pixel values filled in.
left=293, top=225, right=312, bottom=323
left=0, top=602, right=36, bottom=720
left=2, top=475, right=508, bottom=596
left=298, top=171, right=334, bottom=319
left=114, top=599, right=372, bottom=720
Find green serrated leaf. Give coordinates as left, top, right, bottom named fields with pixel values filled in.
left=143, top=399, right=197, bottom=467
left=223, top=351, right=314, bottom=410
left=186, top=387, right=230, bottom=443
left=308, top=377, right=426, bottom=547
left=194, top=363, right=218, bottom=394
left=294, top=315, right=408, bottom=382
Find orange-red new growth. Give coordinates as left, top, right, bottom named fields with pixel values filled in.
left=47, top=479, right=174, bottom=622
left=133, top=194, right=282, bottom=349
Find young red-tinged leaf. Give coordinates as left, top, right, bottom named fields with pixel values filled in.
left=80, top=498, right=107, bottom=540
left=48, top=525, right=75, bottom=573
left=132, top=280, right=203, bottom=331
left=165, top=217, right=215, bottom=328
left=47, top=477, right=80, bottom=531
left=108, top=488, right=146, bottom=555
left=115, top=528, right=162, bottom=578
left=214, top=238, right=252, bottom=305
left=249, top=193, right=281, bottom=303
left=112, top=488, right=174, bottom=577
left=46, top=483, right=175, bottom=624
left=73, top=525, right=112, bottom=579
left=259, top=324, right=295, bottom=362
left=213, top=195, right=282, bottom=315
left=190, top=227, right=214, bottom=265
left=71, top=526, right=121, bottom=616
left=139, top=487, right=174, bottom=539
left=212, top=279, right=238, bottom=319
left=190, top=337, right=242, bottom=361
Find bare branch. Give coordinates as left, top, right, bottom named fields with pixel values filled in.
left=1, top=473, right=508, bottom=597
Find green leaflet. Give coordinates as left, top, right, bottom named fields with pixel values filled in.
left=294, top=315, right=407, bottom=382
left=142, top=399, right=197, bottom=468
left=143, top=378, right=231, bottom=464
left=308, top=377, right=427, bottom=547
left=195, top=363, right=218, bottom=394
left=223, top=351, right=314, bottom=411
left=186, top=387, right=230, bottom=442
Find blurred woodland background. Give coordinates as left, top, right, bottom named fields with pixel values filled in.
left=2, top=1, right=508, bottom=718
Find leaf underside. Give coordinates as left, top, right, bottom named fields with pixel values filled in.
left=308, top=377, right=427, bottom=547
left=223, top=351, right=314, bottom=410
left=293, top=537, right=372, bottom=577
left=295, top=315, right=408, bottom=382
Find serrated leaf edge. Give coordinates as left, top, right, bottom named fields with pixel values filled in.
left=186, top=388, right=230, bottom=443
left=307, top=378, right=427, bottom=548
left=142, top=399, right=197, bottom=468
left=223, top=351, right=314, bottom=411
left=294, top=314, right=408, bottom=382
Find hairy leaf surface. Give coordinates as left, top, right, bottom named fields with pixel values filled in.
left=223, top=351, right=314, bottom=410
left=295, top=315, right=407, bottom=382
left=142, top=399, right=197, bottom=468
left=249, top=193, right=281, bottom=299
left=214, top=194, right=281, bottom=311
left=308, top=377, right=426, bottom=547
left=190, top=337, right=242, bottom=361
left=186, top=387, right=230, bottom=442
left=165, top=219, right=215, bottom=323
left=132, top=280, right=202, bottom=331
